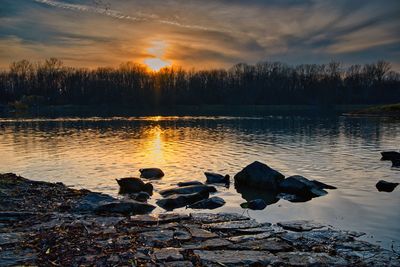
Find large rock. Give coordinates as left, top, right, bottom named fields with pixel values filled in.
left=116, top=177, right=153, bottom=195
left=392, top=159, right=400, bottom=167
left=156, top=191, right=210, bottom=211
left=159, top=185, right=216, bottom=197
left=278, top=175, right=330, bottom=198
left=234, top=161, right=284, bottom=190
left=376, top=180, right=399, bottom=192
left=139, top=168, right=164, bottom=179
left=381, top=151, right=400, bottom=161
left=187, top=196, right=225, bottom=210
left=94, top=201, right=155, bottom=215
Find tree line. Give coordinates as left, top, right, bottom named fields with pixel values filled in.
left=0, top=58, right=399, bottom=107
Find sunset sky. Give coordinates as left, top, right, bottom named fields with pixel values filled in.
left=1, top=0, right=399, bottom=70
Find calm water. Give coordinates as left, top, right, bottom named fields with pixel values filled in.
left=0, top=115, right=399, bottom=249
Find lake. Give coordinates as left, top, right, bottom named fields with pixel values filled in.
left=0, top=114, right=399, bottom=250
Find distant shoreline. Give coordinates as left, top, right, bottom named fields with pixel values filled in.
left=344, top=103, right=400, bottom=118
left=0, top=104, right=373, bottom=118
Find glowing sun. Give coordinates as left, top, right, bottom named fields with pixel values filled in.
left=144, top=41, right=171, bottom=71
left=144, top=58, right=170, bottom=71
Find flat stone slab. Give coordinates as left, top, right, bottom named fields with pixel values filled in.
left=233, top=226, right=276, bottom=234
left=0, top=232, right=24, bottom=246
left=227, top=231, right=275, bottom=243
left=277, top=220, right=325, bottom=232
left=203, top=219, right=270, bottom=231
left=130, top=213, right=191, bottom=225
left=190, top=212, right=249, bottom=224
left=280, top=229, right=353, bottom=248
left=186, top=225, right=218, bottom=239
left=193, top=250, right=278, bottom=266
left=229, top=238, right=293, bottom=252
left=182, top=238, right=232, bottom=249
left=0, top=249, right=37, bottom=266
left=139, top=230, right=175, bottom=246
left=153, top=248, right=183, bottom=261
left=276, top=252, right=348, bottom=266
left=165, top=261, right=194, bottom=267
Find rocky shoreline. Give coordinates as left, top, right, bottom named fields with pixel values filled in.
left=1, top=173, right=399, bottom=266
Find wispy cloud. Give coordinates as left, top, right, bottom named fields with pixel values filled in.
left=33, top=0, right=229, bottom=32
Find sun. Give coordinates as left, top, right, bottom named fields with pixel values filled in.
left=143, top=40, right=171, bottom=71
left=144, top=58, right=171, bottom=71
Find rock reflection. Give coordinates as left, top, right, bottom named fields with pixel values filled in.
left=235, top=184, right=279, bottom=207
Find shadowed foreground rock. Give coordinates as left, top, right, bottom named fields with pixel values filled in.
left=1, top=173, right=399, bottom=266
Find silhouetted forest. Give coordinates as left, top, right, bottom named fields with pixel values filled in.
left=0, top=59, right=399, bottom=108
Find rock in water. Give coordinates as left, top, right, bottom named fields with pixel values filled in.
left=278, top=176, right=330, bottom=198
left=95, top=201, right=155, bottom=215
left=177, top=181, right=204, bottom=187
left=128, top=192, right=151, bottom=202
left=116, top=177, right=153, bottom=195
left=376, top=180, right=399, bottom=192
left=310, top=180, right=337, bottom=190
left=139, top=168, right=164, bottom=179
left=188, top=196, right=225, bottom=210
left=156, top=191, right=210, bottom=210
left=381, top=151, right=400, bottom=161
left=234, top=161, right=284, bottom=190
left=392, top=159, right=400, bottom=167
left=204, top=172, right=230, bottom=184
left=159, top=185, right=217, bottom=197
left=240, top=199, right=267, bottom=210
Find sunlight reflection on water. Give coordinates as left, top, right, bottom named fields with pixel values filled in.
left=0, top=115, right=399, bottom=249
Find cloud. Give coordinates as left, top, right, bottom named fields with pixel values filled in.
left=0, top=0, right=399, bottom=70
left=33, top=0, right=230, bottom=32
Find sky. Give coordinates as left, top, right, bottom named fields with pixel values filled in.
left=0, top=0, right=399, bottom=70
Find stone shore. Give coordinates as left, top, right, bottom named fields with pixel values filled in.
left=0, top=173, right=399, bottom=266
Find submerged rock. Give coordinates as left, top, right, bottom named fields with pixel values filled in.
left=204, top=172, right=230, bottom=184
left=376, top=180, right=399, bottom=192
left=234, top=161, right=284, bottom=190
left=187, top=196, right=225, bottom=210
left=95, top=201, right=155, bottom=215
left=139, top=168, right=164, bottom=179
left=240, top=199, right=267, bottom=210
left=381, top=151, right=400, bottom=161
left=177, top=181, right=203, bottom=187
left=116, top=177, right=153, bottom=195
left=159, top=185, right=216, bottom=197
left=157, top=191, right=210, bottom=210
